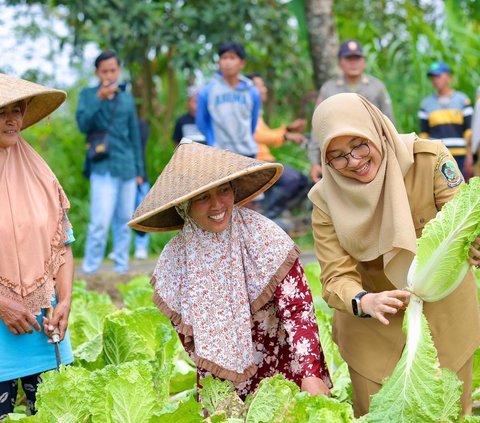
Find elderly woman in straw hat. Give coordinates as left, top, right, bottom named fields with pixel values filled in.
left=129, top=138, right=332, bottom=399
left=0, top=74, right=74, bottom=419
left=309, top=92, right=480, bottom=417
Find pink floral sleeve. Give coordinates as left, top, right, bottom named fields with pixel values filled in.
left=274, top=259, right=332, bottom=387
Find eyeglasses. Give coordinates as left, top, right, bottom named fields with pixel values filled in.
left=326, top=142, right=370, bottom=170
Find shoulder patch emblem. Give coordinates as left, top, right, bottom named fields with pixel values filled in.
left=440, top=160, right=463, bottom=187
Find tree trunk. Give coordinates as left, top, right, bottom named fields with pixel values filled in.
left=304, top=0, right=339, bottom=90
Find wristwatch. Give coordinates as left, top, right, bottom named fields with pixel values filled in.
left=352, top=291, right=370, bottom=317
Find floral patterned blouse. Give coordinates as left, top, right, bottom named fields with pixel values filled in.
left=176, top=258, right=332, bottom=398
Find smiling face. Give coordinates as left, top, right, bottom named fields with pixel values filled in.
left=188, top=183, right=235, bottom=233
left=325, top=135, right=382, bottom=183
left=0, top=101, right=25, bottom=149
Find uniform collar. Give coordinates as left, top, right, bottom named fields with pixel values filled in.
left=336, top=75, right=370, bottom=86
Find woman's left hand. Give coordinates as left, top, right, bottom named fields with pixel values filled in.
left=42, top=301, right=71, bottom=342
left=468, top=237, right=480, bottom=269
left=301, top=376, right=331, bottom=397
left=361, top=290, right=410, bottom=325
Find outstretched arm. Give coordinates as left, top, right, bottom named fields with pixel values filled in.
left=274, top=259, right=332, bottom=395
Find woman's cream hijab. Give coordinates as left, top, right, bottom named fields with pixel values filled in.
left=308, top=93, right=417, bottom=289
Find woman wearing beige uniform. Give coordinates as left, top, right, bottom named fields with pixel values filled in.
left=309, top=93, right=480, bottom=417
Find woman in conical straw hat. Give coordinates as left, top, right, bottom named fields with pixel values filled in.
left=129, top=138, right=332, bottom=399
left=309, top=92, right=480, bottom=417
left=0, top=74, right=75, bottom=418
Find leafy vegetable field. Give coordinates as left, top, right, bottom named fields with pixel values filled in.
left=4, top=266, right=480, bottom=422
left=5, top=180, right=480, bottom=422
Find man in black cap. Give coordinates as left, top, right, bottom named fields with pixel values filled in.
left=308, top=39, right=394, bottom=182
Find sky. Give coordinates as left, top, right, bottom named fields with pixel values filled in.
left=0, top=3, right=99, bottom=87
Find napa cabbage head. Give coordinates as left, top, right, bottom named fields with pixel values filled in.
left=365, top=178, right=480, bottom=421
left=407, top=177, right=480, bottom=301
left=406, top=178, right=480, bottom=387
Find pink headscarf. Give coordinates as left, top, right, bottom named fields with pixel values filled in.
left=0, top=138, right=70, bottom=315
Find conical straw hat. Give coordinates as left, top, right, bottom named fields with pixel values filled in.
left=0, top=73, right=66, bottom=129
left=129, top=138, right=283, bottom=232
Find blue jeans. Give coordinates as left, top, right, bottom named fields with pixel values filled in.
left=82, top=172, right=137, bottom=273
left=134, top=181, right=150, bottom=252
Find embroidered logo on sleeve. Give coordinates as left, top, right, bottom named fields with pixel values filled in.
left=440, top=160, right=463, bottom=187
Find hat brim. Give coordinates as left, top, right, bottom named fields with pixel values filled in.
left=339, top=52, right=364, bottom=58
left=0, top=73, right=66, bottom=130
left=129, top=162, right=283, bottom=232
left=22, top=91, right=67, bottom=129
left=427, top=71, right=449, bottom=77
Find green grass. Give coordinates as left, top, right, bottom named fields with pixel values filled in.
left=292, top=230, right=314, bottom=251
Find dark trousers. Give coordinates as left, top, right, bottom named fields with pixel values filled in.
left=262, top=166, right=309, bottom=219
left=275, top=166, right=309, bottom=197
left=453, top=154, right=466, bottom=179
left=0, top=373, right=41, bottom=420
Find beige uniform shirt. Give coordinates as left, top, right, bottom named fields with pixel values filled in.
left=312, top=140, right=480, bottom=383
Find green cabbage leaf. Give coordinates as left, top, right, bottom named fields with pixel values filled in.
left=365, top=178, right=480, bottom=421
left=365, top=300, right=462, bottom=422
left=408, top=177, right=480, bottom=301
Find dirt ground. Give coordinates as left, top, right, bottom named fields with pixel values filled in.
left=75, top=259, right=155, bottom=307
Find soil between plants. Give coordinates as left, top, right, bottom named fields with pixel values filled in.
left=75, top=259, right=156, bottom=307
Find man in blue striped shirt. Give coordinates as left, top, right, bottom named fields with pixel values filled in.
left=418, top=61, right=473, bottom=179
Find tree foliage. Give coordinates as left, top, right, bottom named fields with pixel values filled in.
left=6, top=0, right=312, bottom=131
left=6, top=0, right=480, bottom=133
left=333, top=0, right=480, bottom=132
left=4, top=0, right=480, bottom=257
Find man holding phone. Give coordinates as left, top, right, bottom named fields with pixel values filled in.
left=76, top=50, right=144, bottom=274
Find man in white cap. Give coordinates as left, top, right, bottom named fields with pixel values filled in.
left=172, top=86, right=206, bottom=144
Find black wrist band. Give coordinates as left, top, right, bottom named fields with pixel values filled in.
left=352, top=291, right=370, bottom=317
